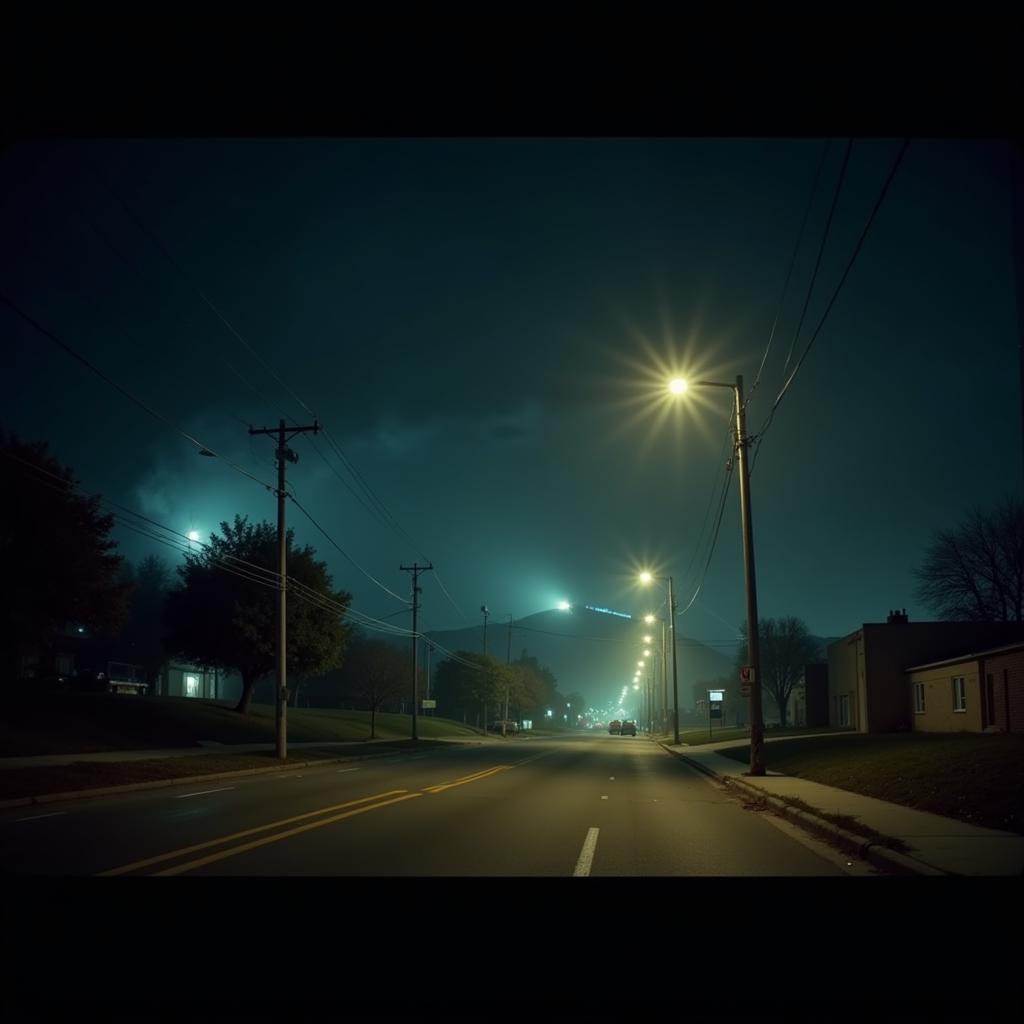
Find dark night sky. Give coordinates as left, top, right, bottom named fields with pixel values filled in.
left=2, top=137, right=1019, bottom=706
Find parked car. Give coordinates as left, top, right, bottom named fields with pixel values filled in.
left=620, top=720, right=637, bottom=736
left=609, top=720, right=622, bottom=734
left=489, top=719, right=519, bottom=735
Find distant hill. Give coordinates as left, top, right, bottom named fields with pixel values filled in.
left=379, top=606, right=737, bottom=711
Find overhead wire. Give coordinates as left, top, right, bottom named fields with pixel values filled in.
left=0, top=291, right=277, bottom=494
left=746, top=138, right=832, bottom=407
left=82, top=158, right=459, bottom=619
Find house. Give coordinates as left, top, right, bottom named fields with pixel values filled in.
left=159, top=662, right=229, bottom=700
left=907, top=640, right=1024, bottom=733
left=826, top=611, right=1024, bottom=733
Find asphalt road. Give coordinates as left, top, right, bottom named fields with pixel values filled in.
left=0, top=734, right=881, bottom=876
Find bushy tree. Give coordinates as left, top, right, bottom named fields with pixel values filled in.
left=164, top=515, right=351, bottom=713
left=0, top=431, right=131, bottom=682
left=915, top=497, right=1024, bottom=622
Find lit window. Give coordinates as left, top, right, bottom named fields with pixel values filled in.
left=914, top=682, right=926, bottom=714
left=952, top=676, right=966, bottom=712
left=185, top=674, right=199, bottom=698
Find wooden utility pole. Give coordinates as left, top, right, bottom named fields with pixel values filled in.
left=248, top=418, right=319, bottom=760
left=400, top=563, right=432, bottom=740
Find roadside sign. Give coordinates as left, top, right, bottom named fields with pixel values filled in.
left=739, top=683, right=751, bottom=698
left=708, top=689, right=724, bottom=702
left=740, top=666, right=755, bottom=684
left=421, top=699, right=436, bottom=709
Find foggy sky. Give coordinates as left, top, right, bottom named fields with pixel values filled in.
left=2, top=137, right=1019, bottom=707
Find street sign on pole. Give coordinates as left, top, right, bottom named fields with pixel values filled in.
left=421, top=699, right=436, bottom=709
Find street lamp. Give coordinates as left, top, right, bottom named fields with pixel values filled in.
left=668, top=374, right=765, bottom=776
left=639, top=572, right=679, bottom=744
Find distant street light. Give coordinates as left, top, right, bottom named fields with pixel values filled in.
left=188, top=530, right=200, bottom=542
left=639, top=571, right=680, bottom=744
left=667, top=375, right=765, bottom=775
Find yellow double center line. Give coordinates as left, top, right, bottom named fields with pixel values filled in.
left=98, top=759, right=524, bottom=876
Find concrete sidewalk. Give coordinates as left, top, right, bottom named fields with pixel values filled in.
left=662, top=737, right=1024, bottom=877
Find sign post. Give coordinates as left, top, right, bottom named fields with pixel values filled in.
left=708, top=689, right=724, bottom=739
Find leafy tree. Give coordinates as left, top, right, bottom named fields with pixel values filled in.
left=434, top=651, right=504, bottom=730
left=341, top=634, right=408, bottom=738
left=737, top=616, right=819, bottom=728
left=118, top=555, right=171, bottom=687
left=510, top=651, right=559, bottom=720
left=164, top=515, right=351, bottom=714
left=0, top=431, right=131, bottom=682
left=915, top=497, right=1024, bottom=623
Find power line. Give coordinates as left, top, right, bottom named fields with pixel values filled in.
left=677, top=454, right=735, bottom=619
left=777, top=139, right=855, bottom=390
left=753, top=138, right=911, bottom=466
left=0, top=291, right=277, bottom=494
left=286, top=491, right=409, bottom=606
left=747, top=139, right=833, bottom=407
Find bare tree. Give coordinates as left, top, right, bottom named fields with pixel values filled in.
left=915, top=497, right=1024, bottom=623
left=345, top=638, right=407, bottom=739
left=738, top=617, right=820, bottom=728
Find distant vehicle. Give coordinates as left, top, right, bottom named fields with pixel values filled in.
left=620, top=720, right=637, bottom=736
left=609, top=720, right=622, bottom=735
left=489, top=719, right=519, bottom=735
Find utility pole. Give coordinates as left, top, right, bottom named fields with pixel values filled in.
left=661, top=617, right=668, bottom=738
left=481, top=605, right=489, bottom=656
left=249, top=418, right=319, bottom=761
left=503, top=614, right=513, bottom=736
left=669, top=576, right=680, bottom=744
left=400, top=563, right=432, bottom=741
left=734, top=375, right=765, bottom=776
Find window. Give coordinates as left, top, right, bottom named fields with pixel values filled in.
left=914, top=682, right=926, bottom=714
left=185, top=674, right=198, bottom=698
left=952, top=676, right=966, bottom=712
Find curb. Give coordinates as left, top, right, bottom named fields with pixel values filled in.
left=0, top=747, right=424, bottom=810
left=658, top=741, right=948, bottom=877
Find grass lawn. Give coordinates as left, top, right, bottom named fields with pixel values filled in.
left=0, top=694, right=480, bottom=756
left=716, top=732, right=1024, bottom=835
left=671, top=725, right=848, bottom=747
left=0, top=740, right=454, bottom=801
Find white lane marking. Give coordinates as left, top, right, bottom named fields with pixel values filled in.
left=15, top=811, right=67, bottom=822
left=274, top=774, right=301, bottom=780
left=609, top=777, right=615, bottom=780
left=573, top=827, right=600, bottom=877
left=336, top=768, right=361, bottom=774
left=173, top=787, right=236, bottom=800
left=601, top=795, right=609, bottom=800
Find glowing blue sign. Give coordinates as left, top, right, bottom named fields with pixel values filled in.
left=585, top=605, right=632, bottom=620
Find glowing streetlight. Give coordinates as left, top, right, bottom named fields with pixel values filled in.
left=668, top=377, right=688, bottom=395
left=667, top=374, right=765, bottom=776
left=639, top=571, right=653, bottom=585
left=644, top=649, right=651, bottom=657
left=557, top=600, right=572, bottom=611
left=643, top=635, right=652, bottom=643
left=644, top=614, right=655, bottom=625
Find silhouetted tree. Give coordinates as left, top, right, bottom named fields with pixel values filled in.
left=343, top=635, right=408, bottom=738
left=0, top=431, right=131, bottom=682
left=164, top=515, right=351, bottom=713
left=737, top=616, right=819, bottom=728
left=915, top=497, right=1024, bottom=623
